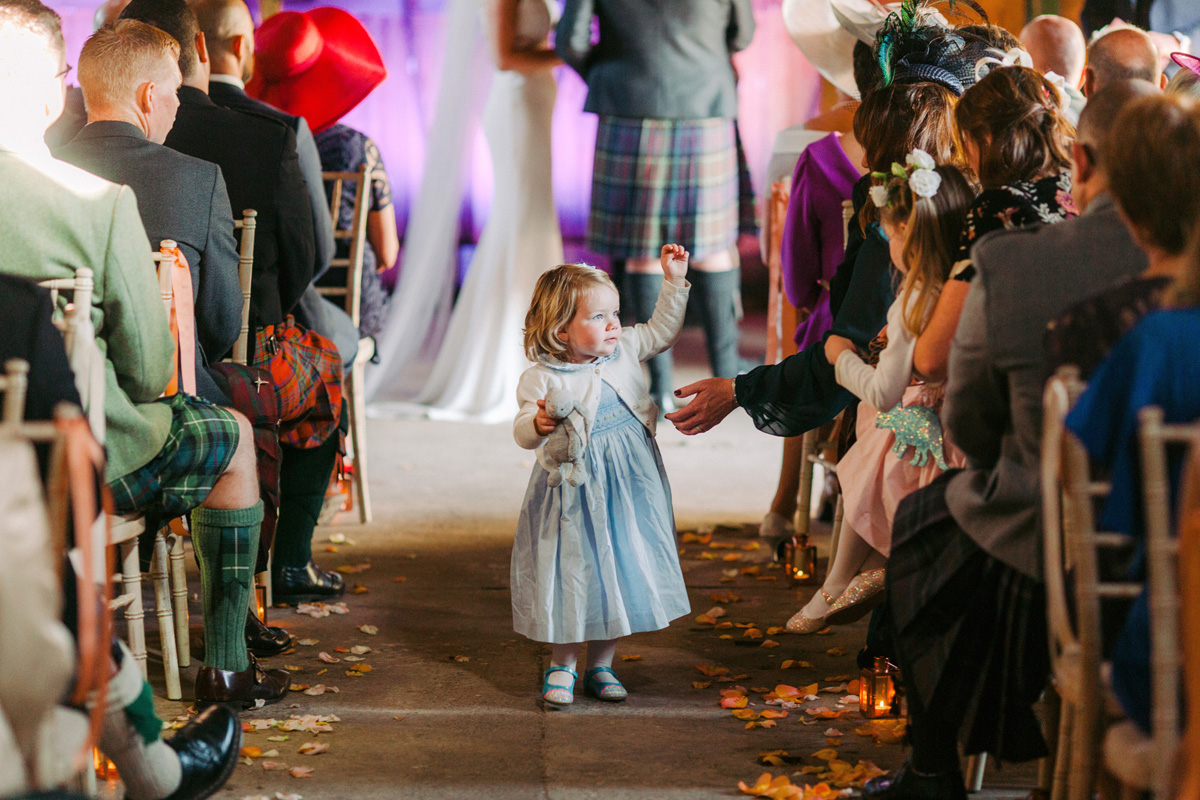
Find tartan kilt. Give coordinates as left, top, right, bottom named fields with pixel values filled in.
left=881, top=470, right=1051, bottom=763
left=108, top=393, right=239, bottom=519
left=588, top=116, right=739, bottom=261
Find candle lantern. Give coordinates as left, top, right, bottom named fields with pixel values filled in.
left=253, top=577, right=268, bottom=623
left=859, top=657, right=900, bottom=718
left=784, top=533, right=820, bottom=586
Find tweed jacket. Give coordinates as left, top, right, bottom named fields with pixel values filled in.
left=942, top=194, right=1146, bottom=579
left=208, top=77, right=335, bottom=281
left=556, top=0, right=755, bottom=119
left=165, top=86, right=315, bottom=344
left=56, top=121, right=242, bottom=403
left=0, top=145, right=174, bottom=481
left=514, top=279, right=690, bottom=473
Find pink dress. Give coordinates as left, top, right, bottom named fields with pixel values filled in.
left=831, top=291, right=964, bottom=556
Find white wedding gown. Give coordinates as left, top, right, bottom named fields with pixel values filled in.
left=368, top=0, right=563, bottom=423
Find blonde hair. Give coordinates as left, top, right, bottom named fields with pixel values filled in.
left=524, top=264, right=618, bottom=361
left=879, top=163, right=976, bottom=336
left=78, top=18, right=179, bottom=113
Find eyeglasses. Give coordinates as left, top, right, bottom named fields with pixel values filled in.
left=55, top=64, right=72, bottom=80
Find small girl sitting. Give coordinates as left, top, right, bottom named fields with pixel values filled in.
left=786, top=153, right=974, bottom=633
left=511, top=246, right=692, bottom=705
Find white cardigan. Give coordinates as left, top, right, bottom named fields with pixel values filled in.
left=514, top=278, right=690, bottom=472
left=834, top=289, right=936, bottom=411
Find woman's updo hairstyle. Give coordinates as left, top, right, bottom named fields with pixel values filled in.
left=954, top=65, right=1074, bottom=188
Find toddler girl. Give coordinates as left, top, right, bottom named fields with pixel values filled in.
left=787, top=153, right=974, bottom=633
left=512, top=246, right=692, bottom=705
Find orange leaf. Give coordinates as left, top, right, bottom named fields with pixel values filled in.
left=742, top=628, right=764, bottom=639
left=759, top=709, right=788, bottom=720
left=825, top=647, right=847, bottom=656
left=620, top=654, right=642, bottom=661
left=761, top=639, right=780, bottom=648
left=695, top=664, right=729, bottom=677
left=692, top=681, right=711, bottom=689
left=241, top=746, right=262, bottom=758
left=715, top=621, right=734, bottom=629
left=731, top=708, right=759, bottom=720
left=695, top=614, right=717, bottom=625
left=812, top=748, right=839, bottom=761
left=722, top=553, right=744, bottom=562
left=721, top=695, right=749, bottom=709
left=766, top=626, right=786, bottom=636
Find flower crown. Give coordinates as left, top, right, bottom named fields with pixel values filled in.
left=870, top=148, right=942, bottom=208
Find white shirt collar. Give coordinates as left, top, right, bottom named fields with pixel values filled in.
left=208, top=73, right=245, bottom=90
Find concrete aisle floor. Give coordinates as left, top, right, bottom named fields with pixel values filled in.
left=149, top=327, right=1038, bottom=800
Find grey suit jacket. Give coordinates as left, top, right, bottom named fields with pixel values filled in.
left=55, top=121, right=242, bottom=404
left=557, top=0, right=755, bottom=119
left=942, top=194, right=1148, bottom=579
left=208, top=79, right=335, bottom=281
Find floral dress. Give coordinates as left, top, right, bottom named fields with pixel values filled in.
left=952, top=172, right=1077, bottom=282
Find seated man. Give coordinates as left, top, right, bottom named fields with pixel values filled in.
left=55, top=19, right=242, bottom=405
left=55, top=18, right=294, bottom=658
left=0, top=0, right=287, bottom=709
left=122, top=0, right=347, bottom=606
left=1082, top=26, right=1163, bottom=96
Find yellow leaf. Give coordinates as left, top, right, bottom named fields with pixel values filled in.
left=695, top=614, right=717, bottom=624
left=801, top=683, right=818, bottom=696
left=781, top=660, right=813, bottom=670
left=692, top=681, right=712, bottom=689
left=740, top=542, right=762, bottom=551
left=681, top=531, right=712, bottom=544
left=731, top=708, right=759, bottom=720
left=812, top=748, right=839, bottom=762
left=766, top=626, right=786, bottom=636
left=699, top=552, right=719, bottom=560
left=720, top=634, right=733, bottom=639
left=722, top=553, right=743, bottom=562
left=695, top=664, right=730, bottom=677
left=742, top=628, right=763, bottom=639
left=241, top=746, right=263, bottom=758
left=709, top=541, right=737, bottom=550
left=761, top=639, right=781, bottom=648
left=283, top=665, right=303, bottom=672
left=620, top=654, right=642, bottom=662
left=761, top=755, right=787, bottom=767
left=715, top=621, right=734, bottom=629
left=349, top=663, right=372, bottom=673
left=352, top=585, right=370, bottom=594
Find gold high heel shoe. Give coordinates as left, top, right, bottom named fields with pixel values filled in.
left=785, top=589, right=835, bottom=634
left=824, top=568, right=886, bottom=626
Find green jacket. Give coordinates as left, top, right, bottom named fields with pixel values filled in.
left=0, top=147, right=174, bottom=481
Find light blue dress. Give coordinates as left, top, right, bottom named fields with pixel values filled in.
left=511, top=377, right=691, bottom=643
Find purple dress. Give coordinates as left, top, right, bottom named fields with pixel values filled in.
left=780, top=133, right=861, bottom=350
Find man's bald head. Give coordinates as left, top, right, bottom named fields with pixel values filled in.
left=188, top=0, right=252, bottom=80
left=93, top=0, right=130, bottom=31
left=1020, top=15, right=1086, bottom=86
left=1084, top=28, right=1161, bottom=97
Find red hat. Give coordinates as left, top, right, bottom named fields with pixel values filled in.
left=1172, top=52, right=1200, bottom=78
left=247, top=8, right=387, bottom=134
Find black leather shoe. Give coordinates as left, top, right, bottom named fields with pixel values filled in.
left=161, top=705, right=240, bottom=800
left=273, top=561, right=345, bottom=602
left=194, top=656, right=290, bottom=710
left=245, top=611, right=291, bottom=657
left=862, top=761, right=966, bottom=800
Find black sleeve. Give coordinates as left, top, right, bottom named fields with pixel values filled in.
left=275, top=127, right=317, bottom=317
left=0, top=280, right=82, bottom=422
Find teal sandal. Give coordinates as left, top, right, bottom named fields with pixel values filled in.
left=542, top=665, right=577, bottom=706
left=583, top=666, right=628, bottom=702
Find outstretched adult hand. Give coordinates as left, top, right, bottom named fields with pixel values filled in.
left=665, top=377, right=737, bottom=435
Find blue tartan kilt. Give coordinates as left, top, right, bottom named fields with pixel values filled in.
left=588, top=116, right=739, bottom=261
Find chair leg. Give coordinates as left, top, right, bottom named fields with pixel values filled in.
left=1051, top=699, right=1074, bottom=800
left=151, top=529, right=181, bottom=700
left=827, top=493, right=845, bottom=564
left=349, top=356, right=372, bottom=524
left=965, top=753, right=987, bottom=793
left=118, top=538, right=147, bottom=679
left=796, top=431, right=816, bottom=536
left=168, top=531, right=189, bottom=668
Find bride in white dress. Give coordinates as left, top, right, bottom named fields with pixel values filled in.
left=367, top=0, right=563, bottom=423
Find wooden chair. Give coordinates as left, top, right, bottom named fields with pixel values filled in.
left=1041, top=366, right=1141, bottom=800
left=229, top=210, right=257, bottom=366
left=320, top=166, right=376, bottom=523
left=38, top=268, right=104, bottom=442
left=764, top=178, right=791, bottom=368
left=1175, top=441, right=1200, bottom=800
left=1097, top=407, right=1188, bottom=798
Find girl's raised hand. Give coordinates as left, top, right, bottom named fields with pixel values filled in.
left=660, top=244, right=690, bottom=286
left=534, top=399, right=559, bottom=437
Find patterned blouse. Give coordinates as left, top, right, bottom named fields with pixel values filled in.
left=953, top=172, right=1077, bottom=281
left=313, top=123, right=395, bottom=339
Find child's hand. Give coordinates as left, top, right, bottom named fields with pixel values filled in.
left=824, top=334, right=857, bottom=365
left=660, top=244, right=689, bottom=286
left=534, top=399, right=559, bottom=437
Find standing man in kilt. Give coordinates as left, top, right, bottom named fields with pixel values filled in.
left=557, top=0, right=755, bottom=414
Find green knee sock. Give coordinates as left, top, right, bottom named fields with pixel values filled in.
left=191, top=501, right=263, bottom=672
left=274, top=436, right=339, bottom=571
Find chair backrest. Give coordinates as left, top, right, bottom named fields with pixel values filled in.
left=764, top=178, right=791, bottom=366
left=37, top=268, right=105, bottom=441
left=841, top=199, right=854, bottom=253
left=151, top=239, right=199, bottom=397
left=231, top=210, right=256, bottom=365
left=0, top=359, right=28, bottom=432
left=1042, top=366, right=1142, bottom=795
left=1136, top=406, right=1191, bottom=797
left=320, top=165, right=375, bottom=327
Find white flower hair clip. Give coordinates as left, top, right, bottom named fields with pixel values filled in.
left=973, top=46, right=1033, bottom=82
left=870, top=185, right=890, bottom=208
left=870, top=148, right=941, bottom=207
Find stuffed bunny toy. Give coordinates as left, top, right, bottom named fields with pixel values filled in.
left=543, top=387, right=588, bottom=487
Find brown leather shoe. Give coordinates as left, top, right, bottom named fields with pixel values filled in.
left=194, top=655, right=291, bottom=710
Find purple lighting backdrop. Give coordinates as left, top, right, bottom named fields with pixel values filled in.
left=51, top=0, right=822, bottom=250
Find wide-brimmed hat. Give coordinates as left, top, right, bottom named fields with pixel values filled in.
left=246, top=7, right=387, bottom=134
left=1173, top=51, right=1200, bottom=77
left=783, top=0, right=892, bottom=99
